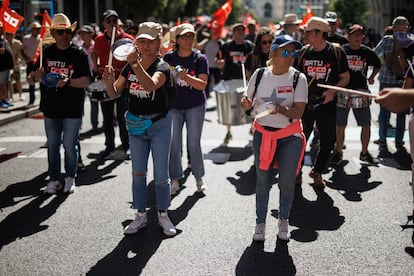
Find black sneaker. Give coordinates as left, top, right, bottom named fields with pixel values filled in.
left=331, top=151, right=343, bottom=165
left=359, top=152, right=379, bottom=165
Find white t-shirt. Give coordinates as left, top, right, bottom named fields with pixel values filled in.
left=246, top=66, right=308, bottom=129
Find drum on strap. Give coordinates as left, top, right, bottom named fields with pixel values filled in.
left=214, top=79, right=252, bottom=126
left=86, top=79, right=110, bottom=101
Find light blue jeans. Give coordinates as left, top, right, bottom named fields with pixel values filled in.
left=129, top=112, right=172, bottom=212
left=169, top=104, right=206, bottom=179
left=44, top=117, right=82, bottom=181
left=253, top=131, right=303, bottom=223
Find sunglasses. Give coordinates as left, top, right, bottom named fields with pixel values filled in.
left=56, top=29, right=72, bottom=35
left=281, top=49, right=298, bottom=58
left=105, top=18, right=118, bottom=24
left=261, top=40, right=272, bottom=45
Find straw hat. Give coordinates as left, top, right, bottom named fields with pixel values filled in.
left=50, top=13, right=77, bottom=32
left=280, top=13, right=302, bottom=25
left=29, top=21, right=42, bottom=29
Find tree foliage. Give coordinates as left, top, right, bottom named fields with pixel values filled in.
left=329, top=0, right=369, bottom=28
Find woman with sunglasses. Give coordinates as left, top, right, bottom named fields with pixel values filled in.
left=246, top=27, right=274, bottom=78
left=241, top=35, right=308, bottom=241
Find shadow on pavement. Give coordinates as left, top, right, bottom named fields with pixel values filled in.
left=289, top=190, right=345, bottom=243
left=235, top=239, right=296, bottom=276
left=0, top=172, right=68, bottom=250
left=205, top=143, right=253, bottom=164
left=86, top=181, right=204, bottom=276
left=328, top=162, right=382, bottom=201
left=76, top=159, right=125, bottom=187
left=227, top=165, right=257, bottom=195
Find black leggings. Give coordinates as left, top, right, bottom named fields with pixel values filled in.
left=302, top=102, right=336, bottom=174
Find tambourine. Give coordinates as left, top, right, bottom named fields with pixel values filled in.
left=42, top=73, right=63, bottom=88
left=111, top=38, right=136, bottom=61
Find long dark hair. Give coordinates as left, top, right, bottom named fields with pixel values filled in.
left=250, top=27, right=274, bottom=71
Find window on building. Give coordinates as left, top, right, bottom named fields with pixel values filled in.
left=264, top=2, right=272, bottom=18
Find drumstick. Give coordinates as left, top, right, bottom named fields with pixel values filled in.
left=255, top=109, right=271, bottom=119
left=407, top=59, right=414, bottom=76
left=241, top=62, right=247, bottom=93
left=108, top=26, right=116, bottom=67
left=39, top=39, right=43, bottom=67
left=317, top=83, right=377, bottom=98
left=308, top=76, right=315, bottom=87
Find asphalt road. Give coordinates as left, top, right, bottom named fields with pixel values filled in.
left=0, top=82, right=413, bottom=275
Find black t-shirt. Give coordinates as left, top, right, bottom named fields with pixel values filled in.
left=0, top=38, right=13, bottom=71
left=218, top=40, right=254, bottom=80
left=327, top=32, right=349, bottom=45
left=121, top=58, right=170, bottom=115
left=343, top=44, right=381, bottom=90
left=294, top=42, right=349, bottom=98
left=39, top=44, right=90, bottom=118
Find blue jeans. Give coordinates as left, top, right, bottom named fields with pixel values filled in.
left=378, top=83, right=406, bottom=145
left=130, top=112, right=172, bottom=211
left=169, top=104, right=206, bottom=179
left=44, top=117, right=82, bottom=181
left=253, top=131, right=303, bottom=223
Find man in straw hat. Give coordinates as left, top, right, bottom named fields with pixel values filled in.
left=294, top=16, right=349, bottom=189
left=94, top=9, right=136, bottom=160
left=277, top=13, right=302, bottom=38
left=21, top=21, right=42, bottom=106
left=31, top=13, right=91, bottom=195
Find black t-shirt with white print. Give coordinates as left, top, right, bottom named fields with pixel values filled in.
left=121, top=58, right=170, bottom=115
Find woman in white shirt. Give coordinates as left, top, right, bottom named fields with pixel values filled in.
left=241, top=34, right=308, bottom=241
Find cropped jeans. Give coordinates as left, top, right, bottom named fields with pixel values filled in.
left=253, top=131, right=303, bottom=224
left=129, top=112, right=172, bottom=212
left=169, top=104, right=206, bottom=180
left=44, top=117, right=82, bottom=181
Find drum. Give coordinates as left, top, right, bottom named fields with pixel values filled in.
left=86, top=80, right=110, bottom=102
left=214, top=80, right=252, bottom=126
left=111, top=38, right=136, bottom=61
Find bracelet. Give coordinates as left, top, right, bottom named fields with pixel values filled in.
left=132, top=62, right=139, bottom=68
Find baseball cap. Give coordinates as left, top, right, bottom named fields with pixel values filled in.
left=80, top=25, right=94, bottom=33
left=176, top=23, right=195, bottom=36
left=270, top=34, right=302, bottom=51
left=306, top=17, right=330, bottom=33
left=136, top=22, right=162, bottom=40
left=324, top=11, right=338, bottom=23
left=348, top=24, right=364, bottom=34
left=103, top=9, right=118, bottom=19
left=392, top=16, right=409, bottom=26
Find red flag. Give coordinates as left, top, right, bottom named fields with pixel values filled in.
left=33, top=11, right=52, bottom=64
left=300, top=3, right=314, bottom=27
left=209, top=0, right=232, bottom=38
left=1, top=0, right=24, bottom=34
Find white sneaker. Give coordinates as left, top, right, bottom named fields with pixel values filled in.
left=158, top=211, right=176, bottom=236
left=196, top=178, right=206, bottom=192
left=171, top=179, right=180, bottom=196
left=63, top=177, right=75, bottom=193
left=44, top=180, right=62, bottom=194
left=124, top=212, right=147, bottom=234
left=253, top=223, right=266, bottom=241
left=277, top=219, right=290, bottom=240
